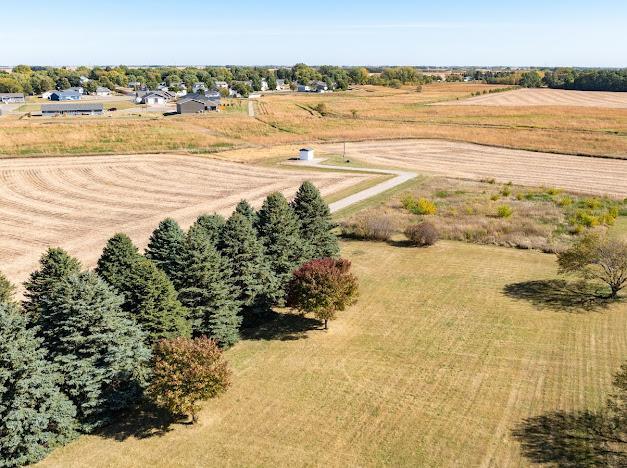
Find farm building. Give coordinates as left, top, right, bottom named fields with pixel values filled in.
left=41, top=102, right=104, bottom=116
left=177, top=94, right=220, bottom=114
left=95, top=86, right=111, bottom=96
left=50, top=90, right=81, bottom=101
left=0, top=93, right=25, bottom=103
left=299, top=148, right=315, bottom=161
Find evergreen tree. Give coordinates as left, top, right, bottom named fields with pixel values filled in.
left=178, top=225, right=241, bottom=347
left=96, top=233, right=141, bottom=294
left=0, top=304, right=77, bottom=466
left=22, top=247, right=81, bottom=320
left=192, top=214, right=225, bottom=246
left=292, top=181, right=339, bottom=259
left=219, top=212, right=277, bottom=310
left=234, top=199, right=258, bottom=225
left=35, top=272, right=151, bottom=432
left=145, top=218, right=185, bottom=287
left=97, top=233, right=190, bottom=343
left=255, top=192, right=307, bottom=301
left=124, top=257, right=191, bottom=343
left=0, top=271, right=15, bottom=304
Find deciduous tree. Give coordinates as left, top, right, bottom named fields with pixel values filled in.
left=287, top=258, right=358, bottom=330
left=148, top=337, right=231, bottom=424
left=558, top=234, right=627, bottom=298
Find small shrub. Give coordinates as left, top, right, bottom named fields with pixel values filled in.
left=545, top=187, right=561, bottom=196
left=404, top=222, right=439, bottom=247
left=481, top=177, right=496, bottom=184
left=496, top=205, right=513, bottom=218
left=583, top=197, right=602, bottom=209
left=342, top=214, right=395, bottom=241
left=556, top=196, right=573, bottom=207
left=490, top=194, right=500, bottom=201
left=401, top=195, right=437, bottom=215
left=435, top=190, right=450, bottom=198
left=501, top=186, right=512, bottom=197
left=573, top=210, right=599, bottom=228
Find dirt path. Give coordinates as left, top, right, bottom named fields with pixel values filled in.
left=288, top=160, right=416, bottom=212
left=248, top=99, right=255, bottom=117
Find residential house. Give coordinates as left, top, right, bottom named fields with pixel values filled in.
left=192, top=82, right=207, bottom=93
left=297, top=84, right=311, bottom=92
left=50, top=90, right=81, bottom=101
left=138, top=91, right=173, bottom=106
left=41, top=103, right=104, bottom=116
left=314, top=81, right=329, bottom=93
left=275, top=79, right=290, bottom=91
left=95, top=86, right=111, bottom=96
left=214, top=81, right=229, bottom=89
left=0, top=93, right=25, bottom=104
left=260, top=79, right=269, bottom=92
left=128, top=81, right=141, bottom=89
left=41, top=90, right=54, bottom=99
left=67, top=86, right=84, bottom=95
left=176, top=94, right=220, bottom=114
left=79, top=76, right=90, bottom=84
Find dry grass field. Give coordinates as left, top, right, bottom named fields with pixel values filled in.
left=0, top=154, right=369, bottom=287
left=1, top=83, right=626, bottom=158
left=441, top=88, right=627, bottom=108
left=38, top=240, right=627, bottom=467
left=319, top=139, right=627, bottom=198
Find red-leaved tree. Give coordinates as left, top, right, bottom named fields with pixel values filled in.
left=286, top=258, right=359, bottom=330
left=148, top=336, right=231, bottom=423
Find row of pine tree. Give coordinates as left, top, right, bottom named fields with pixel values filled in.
left=0, top=181, right=338, bottom=467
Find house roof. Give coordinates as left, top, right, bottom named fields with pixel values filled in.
left=178, top=94, right=220, bottom=106
left=52, top=90, right=81, bottom=98
left=42, top=103, right=104, bottom=112
left=96, top=87, right=110, bottom=92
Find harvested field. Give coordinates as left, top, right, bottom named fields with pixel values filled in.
left=320, top=139, right=627, bottom=198
left=442, top=88, right=627, bottom=108
left=0, top=154, right=369, bottom=287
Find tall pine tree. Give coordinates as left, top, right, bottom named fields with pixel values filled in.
left=192, top=214, right=225, bottom=247
left=97, top=234, right=190, bottom=343
left=22, top=247, right=81, bottom=321
left=0, top=303, right=77, bottom=467
left=219, top=212, right=277, bottom=310
left=235, top=199, right=258, bottom=225
left=35, top=272, right=151, bottom=432
left=96, top=233, right=141, bottom=294
left=178, top=225, right=241, bottom=347
left=255, top=192, right=307, bottom=302
left=145, top=218, right=185, bottom=287
left=124, top=257, right=191, bottom=343
left=0, top=270, right=15, bottom=304
left=292, top=181, right=339, bottom=259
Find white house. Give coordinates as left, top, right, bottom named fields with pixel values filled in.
left=214, top=81, right=229, bottom=89
left=297, top=84, right=311, bottom=92
left=79, top=75, right=90, bottom=84
left=95, top=86, right=111, bottom=96
left=140, top=92, right=167, bottom=106
left=260, top=79, right=269, bottom=92
left=299, top=148, right=314, bottom=161
left=41, top=90, right=54, bottom=99
left=192, top=82, right=207, bottom=93
left=276, top=79, right=290, bottom=91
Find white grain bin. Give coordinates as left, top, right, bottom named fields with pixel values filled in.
left=299, top=148, right=314, bottom=161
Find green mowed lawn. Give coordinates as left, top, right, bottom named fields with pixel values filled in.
left=39, top=241, right=626, bottom=467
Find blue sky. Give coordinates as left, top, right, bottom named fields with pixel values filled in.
left=2, top=1, right=626, bottom=66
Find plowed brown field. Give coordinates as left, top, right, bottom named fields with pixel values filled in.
left=0, top=154, right=368, bottom=286
left=320, top=139, right=627, bottom=198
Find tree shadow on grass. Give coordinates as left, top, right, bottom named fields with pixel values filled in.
left=240, top=310, right=321, bottom=341
left=512, top=411, right=626, bottom=467
left=96, top=401, right=178, bottom=441
left=502, top=279, right=616, bottom=312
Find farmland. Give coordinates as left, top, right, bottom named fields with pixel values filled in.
left=2, top=83, right=626, bottom=158
left=319, top=139, right=627, bottom=198
left=0, top=154, right=369, bottom=287
left=37, top=240, right=627, bottom=467
left=441, top=88, right=627, bottom=108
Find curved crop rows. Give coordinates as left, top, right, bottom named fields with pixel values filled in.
left=0, top=154, right=368, bottom=287
left=321, top=139, right=627, bottom=198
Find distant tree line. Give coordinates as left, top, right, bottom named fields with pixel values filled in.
left=472, top=68, right=627, bottom=91
left=0, top=181, right=358, bottom=466
left=0, top=63, right=443, bottom=95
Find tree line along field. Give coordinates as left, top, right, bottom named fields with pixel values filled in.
left=1, top=83, right=626, bottom=158
left=36, top=240, right=627, bottom=467
left=0, top=154, right=370, bottom=288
